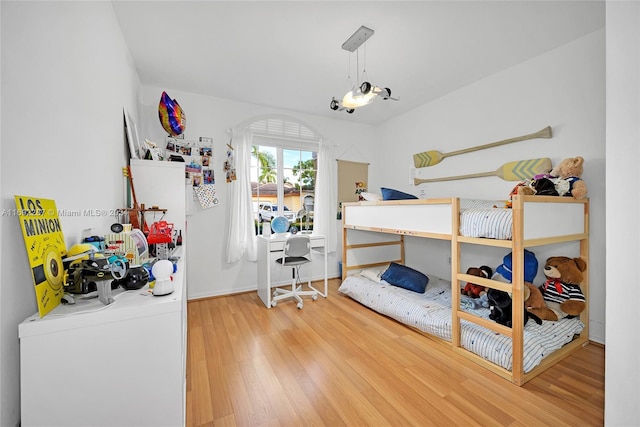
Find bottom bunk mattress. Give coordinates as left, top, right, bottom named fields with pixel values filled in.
left=338, top=273, right=584, bottom=373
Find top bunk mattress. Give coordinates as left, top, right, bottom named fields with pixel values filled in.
left=338, top=273, right=584, bottom=373
left=459, top=199, right=512, bottom=239
left=343, top=198, right=586, bottom=241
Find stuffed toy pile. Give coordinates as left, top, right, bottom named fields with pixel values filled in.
left=470, top=251, right=587, bottom=326
left=487, top=250, right=544, bottom=326
left=510, top=156, right=588, bottom=201
left=528, top=256, right=587, bottom=321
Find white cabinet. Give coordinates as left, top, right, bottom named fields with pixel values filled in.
left=19, top=159, right=188, bottom=427
left=19, top=255, right=187, bottom=427
left=131, top=159, right=188, bottom=245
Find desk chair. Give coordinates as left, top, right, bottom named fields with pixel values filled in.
left=272, top=235, right=318, bottom=309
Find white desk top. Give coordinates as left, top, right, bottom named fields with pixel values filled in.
left=258, top=232, right=325, bottom=242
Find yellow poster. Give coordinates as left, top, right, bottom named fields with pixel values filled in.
left=14, top=196, right=67, bottom=317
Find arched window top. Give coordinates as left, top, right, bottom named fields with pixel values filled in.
left=238, top=115, right=321, bottom=142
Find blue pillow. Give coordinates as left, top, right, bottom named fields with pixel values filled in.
left=381, top=262, right=429, bottom=293
left=380, top=187, right=418, bottom=200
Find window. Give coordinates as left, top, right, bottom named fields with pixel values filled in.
left=248, top=117, right=319, bottom=235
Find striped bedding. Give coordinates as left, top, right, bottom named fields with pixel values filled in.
left=459, top=199, right=513, bottom=240
left=338, top=273, right=584, bottom=373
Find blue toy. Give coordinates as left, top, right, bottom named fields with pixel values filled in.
left=494, top=249, right=538, bottom=284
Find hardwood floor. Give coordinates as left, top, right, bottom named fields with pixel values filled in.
left=186, top=279, right=604, bottom=426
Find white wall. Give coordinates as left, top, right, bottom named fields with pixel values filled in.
left=138, top=86, right=376, bottom=299
left=0, top=3, right=140, bottom=426
left=373, top=30, right=606, bottom=343
left=605, top=1, right=640, bottom=425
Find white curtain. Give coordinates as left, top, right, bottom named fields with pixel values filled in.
left=225, top=128, right=257, bottom=263
left=314, top=138, right=337, bottom=253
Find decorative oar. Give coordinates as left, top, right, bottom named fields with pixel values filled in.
left=413, top=158, right=552, bottom=185
left=413, top=126, right=552, bottom=168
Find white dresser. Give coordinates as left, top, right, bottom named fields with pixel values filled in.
left=20, top=159, right=188, bottom=426
left=19, top=254, right=187, bottom=427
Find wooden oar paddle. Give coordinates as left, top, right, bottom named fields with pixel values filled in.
left=413, top=158, right=552, bottom=185
left=413, top=126, right=552, bottom=168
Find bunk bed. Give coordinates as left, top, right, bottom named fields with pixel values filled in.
left=340, top=195, right=589, bottom=386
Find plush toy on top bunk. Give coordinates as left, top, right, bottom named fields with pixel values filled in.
left=508, top=156, right=588, bottom=204
left=527, top=256, right=587, bottom=322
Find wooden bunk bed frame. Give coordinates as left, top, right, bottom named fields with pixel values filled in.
left=341, top=194, right=589, bottom=386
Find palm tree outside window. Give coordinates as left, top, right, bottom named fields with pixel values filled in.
left=251, top=144, right=316, bottom=235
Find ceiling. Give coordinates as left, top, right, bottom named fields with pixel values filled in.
left=112, top=1, right=604, bottom=126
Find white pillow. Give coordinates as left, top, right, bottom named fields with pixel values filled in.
left=361, top=192, right=381, bottom=201
left=360, top=266, right=389, bottom=283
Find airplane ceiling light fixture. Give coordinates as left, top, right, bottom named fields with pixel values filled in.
left=330, top=26, right=398, bottom=114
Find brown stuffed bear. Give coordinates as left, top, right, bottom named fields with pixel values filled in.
left=461, top=266, right=492, bottom=298
left=549, top=156, right=588, bottom=199
left=524, top=282, right=545, bottom=310
left=528, top=256, right=587, bottom=321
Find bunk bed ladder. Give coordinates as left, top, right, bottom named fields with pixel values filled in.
left=511, top=196, right=526, bottom=384
left=450, top=198, right=462, bottom=349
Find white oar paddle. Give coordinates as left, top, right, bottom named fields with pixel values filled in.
left=413, top=158, right=552, bottom=185
left=413, top=126, right=552, bottom=168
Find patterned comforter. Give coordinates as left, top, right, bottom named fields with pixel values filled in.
left=338, top=273, right=584, bottom=373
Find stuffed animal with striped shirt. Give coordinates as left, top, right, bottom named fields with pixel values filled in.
left=529, top=256, right=587, bottom=322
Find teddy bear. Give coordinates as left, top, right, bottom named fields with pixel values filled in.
left=524, top=281, right=548, bottom=312
left=548, top=156, right=588, bottom=199
left=513, top=157, right=588, bottom=199
left=459, top=266, right=492, bottom=309
left=461, top=266, right=492, bottom=298
left=527, top=256, right=587, bottom=322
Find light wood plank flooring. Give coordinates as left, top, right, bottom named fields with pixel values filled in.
left=186, top=279, right=604, bottom=426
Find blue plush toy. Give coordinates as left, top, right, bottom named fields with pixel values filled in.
left=493, top=249, right=539, bottom=284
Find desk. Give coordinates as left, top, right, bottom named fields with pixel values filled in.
left=257, top=233, right=327, bottom=308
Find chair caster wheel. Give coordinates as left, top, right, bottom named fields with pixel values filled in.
left=297, top=302, right=303, bottom=309
left=312, top=293, right=318, bottom=301
left=271, top=301, right=277, bottom=307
